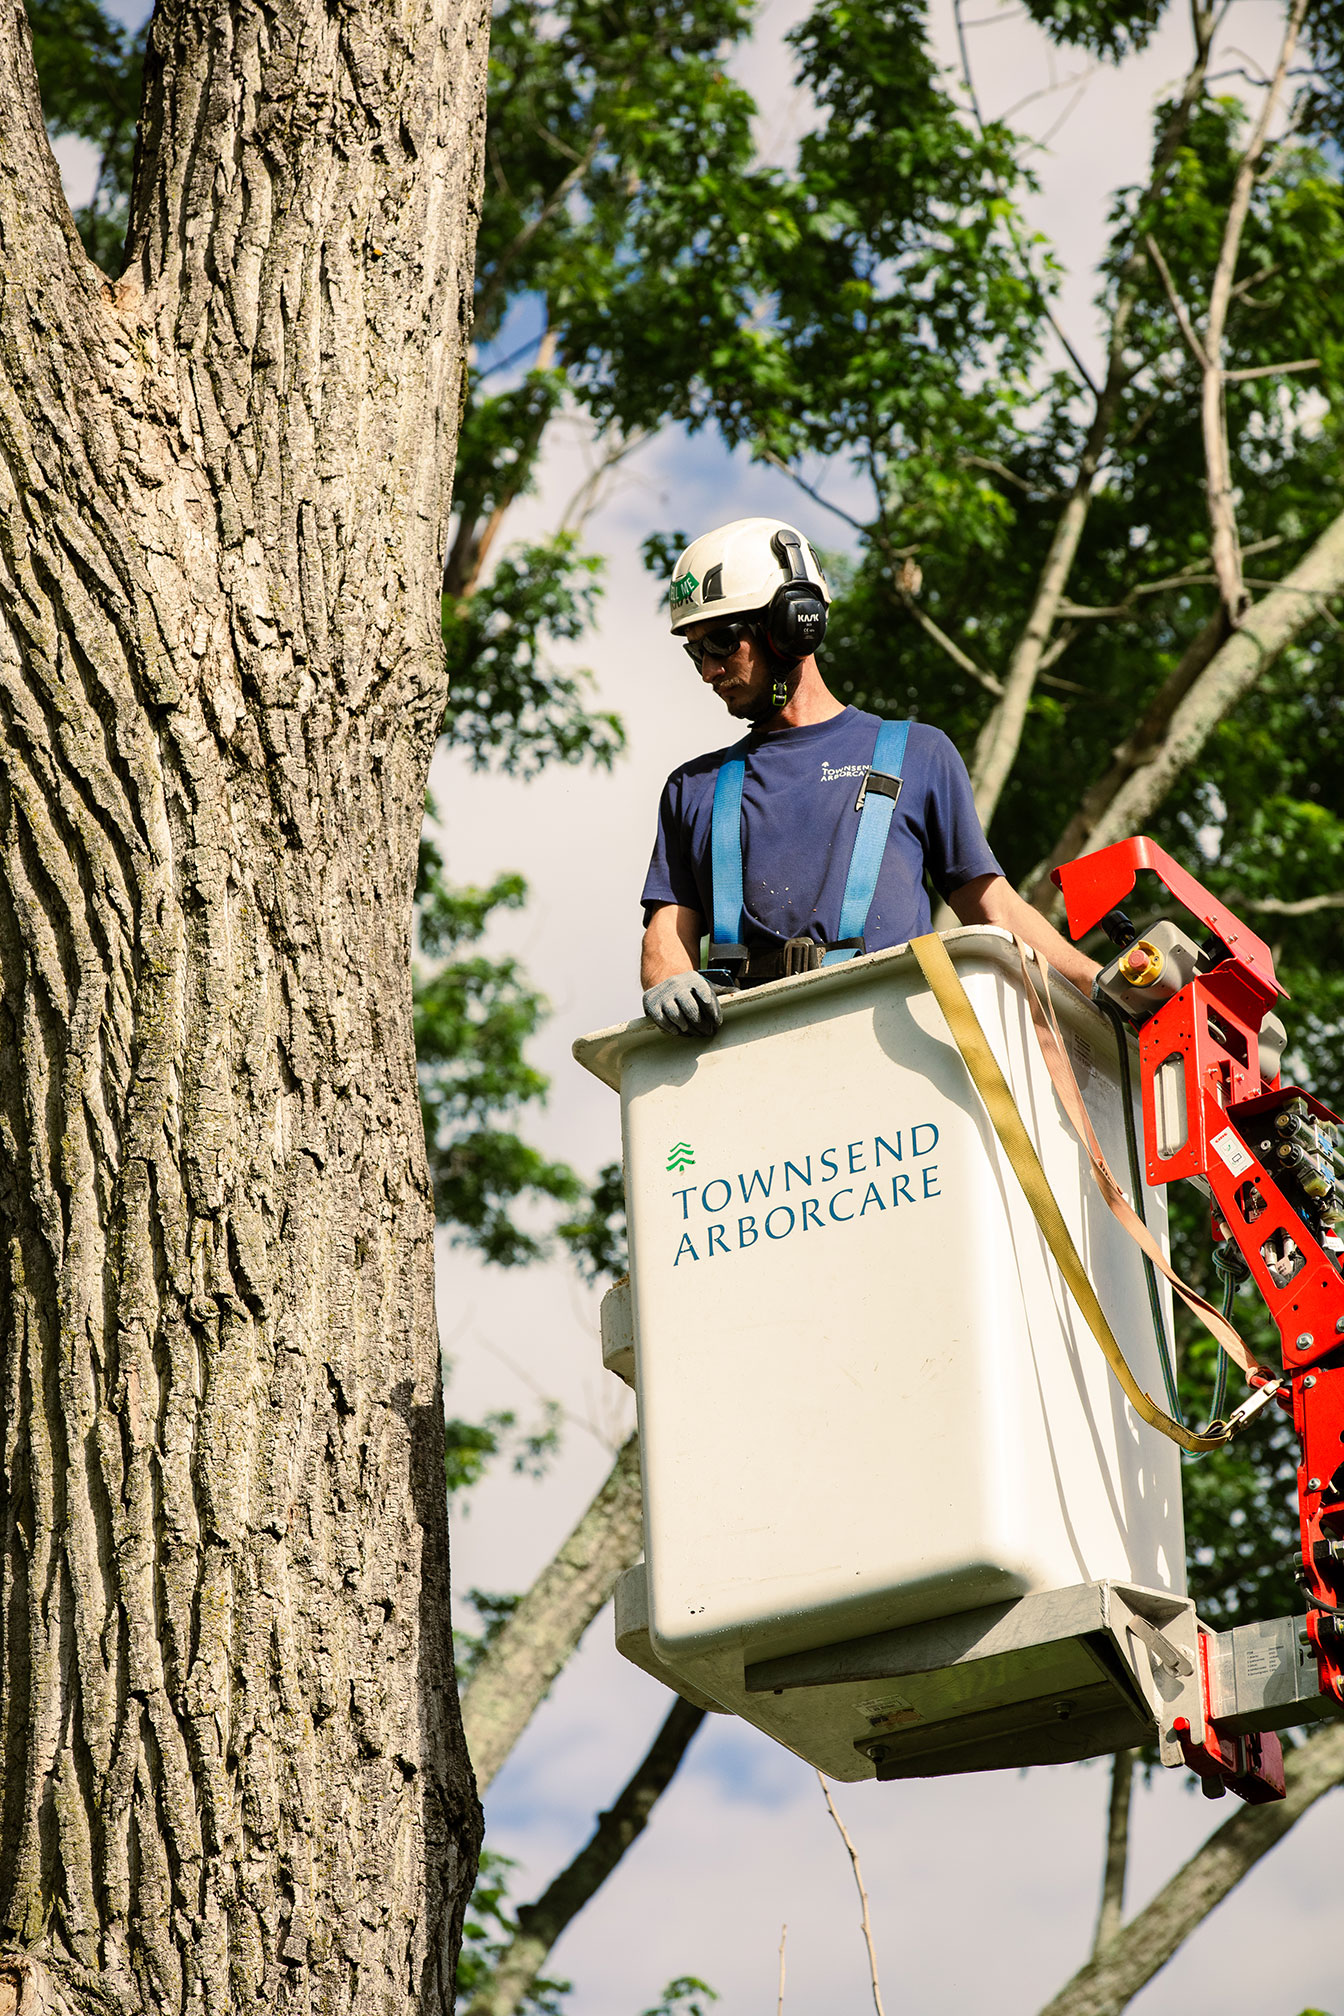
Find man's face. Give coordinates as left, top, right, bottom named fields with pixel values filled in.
left=682, top=617, right=772, bottom=719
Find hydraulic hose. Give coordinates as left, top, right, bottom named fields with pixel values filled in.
left=1206, top=1247, right=1242, bottom=1431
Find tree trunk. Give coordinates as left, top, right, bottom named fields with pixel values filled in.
left=1090, top=1750, right=1134, bottom=1959
left=0, top=1, right=489, bottom=2009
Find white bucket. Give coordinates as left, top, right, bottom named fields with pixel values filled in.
left=574, top=928, right=1185, bottom=1685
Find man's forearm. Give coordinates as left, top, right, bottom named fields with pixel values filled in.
left=1010, top=908, right=1100, bottom=996
left=640, top=905, right=704, bottom=989
left=950, top=875, right=1100, bottom=996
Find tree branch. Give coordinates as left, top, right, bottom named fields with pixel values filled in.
left=1199, top=0, right=1310, bottom=621
left=968, top=5, right=1218, bottom=828
left=1036, top=1720, right=1344, bottom=2016
left=1144, top=233, right=1210, bottom=370
left=461, top=1433, right=644, bottom=1793
left=951, top=0, right=1098, bottom=396
left=904, top=597, right=1004, bottom=694
left=465, top=1697, right=706, bottom=2016
left=1022, top=603, right=1230, bottom=910
left=1054, top=537, right=1285, bottom=621
left=446, top=330, right=560, bottom=600
left=818, top=1775, right=887, bottom=2016
left=474, top=129, right=604, bottom=334
left=559, top=424, right=650, bottom=536
left=1241, top=891, right=1344, bottom=916
left=1091, top=1750, right=1135, bottom=1959
left=1222, top=358, right=1319, bottom=381
left=1025, top=499, right=1344, bottom=912
left=754, top=446, right=917, bottom=551
left=0, top=2, right=97, bottom=298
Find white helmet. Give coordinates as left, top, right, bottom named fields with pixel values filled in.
left=667, top=518, right=831, bottom=656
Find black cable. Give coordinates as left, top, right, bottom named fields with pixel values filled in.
left=1100, top=997, right=1183, bottom=1422
left=1204, top=1249, right=1241, bottom=1431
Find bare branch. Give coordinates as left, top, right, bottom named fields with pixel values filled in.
left=968, top=8, right=1219, bottom=827
left=466, top=1698, right=706, bottom=2016
left=1036, top=1721, right=1344, bottom=2016
left=1025, top=499, right=1344, bottom=911
left=1021, top=603, right=1230, bottom=910
left=754, top=447, right=904, bottom=548
left=1144, top=234, right=1210, bottom=370
left=461, top=1433, right=644, bottom=1793
left=905, top=599, right=1005, bottom=694
left=559, top=426, right=651, bottom=535
left=777, top=1924, right=788, bottom=2016
left=959, top=453, right=1063, bottom=501
left=1028, top=72, right=1100, bottom=157
left=1055, top=537, right=1287, bottom=621
left=474, top=129, right=604, bottom=332
left=1229, top=260, right=1281, bottom=301
left=1241, top=891, right=1344, bottom=917
left=818, top=1774, right=887, bottom=2016
left=1040, top=670, right=1118, bottom=700
left=757, top=446, right=994, bottom=685
left=446, top=330, right=559, bottom=600
left=1037, top=627, right=1078, bottom=674
left=1199, top=0, right=1311, bottom=620
left=1222, top=357, right=1319, bottom=381
left=952, top=0, right=1099, bottom=396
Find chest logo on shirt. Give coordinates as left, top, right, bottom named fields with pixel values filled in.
left=820, top=759, right=868, bottom=782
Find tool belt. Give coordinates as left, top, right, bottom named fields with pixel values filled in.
left=703, top=935, right=865, bottom=988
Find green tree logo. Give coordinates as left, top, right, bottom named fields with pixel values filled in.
left=666, top=1142, right=694, bottom=1173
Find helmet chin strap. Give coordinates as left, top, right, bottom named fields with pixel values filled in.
left=745, top=637, right=801, bottom=724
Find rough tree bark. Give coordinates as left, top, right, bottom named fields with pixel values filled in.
left=0, top=0, right=488, bottom=2009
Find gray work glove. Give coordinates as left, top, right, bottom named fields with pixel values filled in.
left=642, top=970, right=723, bottom=1038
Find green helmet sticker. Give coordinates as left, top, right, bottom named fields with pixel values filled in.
left=670, top=570, right=699, bottom=609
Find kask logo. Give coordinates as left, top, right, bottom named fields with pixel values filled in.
left=666, top=1141, right=695, bottom=1172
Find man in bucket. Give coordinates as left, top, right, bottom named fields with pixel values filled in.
left=641, top=517, right=1097, bottom=1036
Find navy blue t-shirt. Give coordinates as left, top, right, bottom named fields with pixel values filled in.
left=641, top=709, right=1002, bottom=954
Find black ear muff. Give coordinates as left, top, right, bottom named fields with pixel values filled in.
left=766, top=530, right=828, bottom=662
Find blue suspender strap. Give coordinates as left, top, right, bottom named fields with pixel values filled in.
left=825, top=718, right=911, bottom=965
left=710, top=754, right=747, bottom=953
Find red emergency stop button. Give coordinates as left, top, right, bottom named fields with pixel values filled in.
left=1120, top=940, right=1165, bottom=987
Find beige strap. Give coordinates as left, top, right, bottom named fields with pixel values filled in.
left=1013, top=938, right=1264, bottom=1384
left=910, top=932, right=1231, bottom=1454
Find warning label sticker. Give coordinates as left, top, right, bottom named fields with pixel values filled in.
left=1245, top=1642, right=1282, bottom=1681
left=1210, top=1127, right=1254, bottom=1178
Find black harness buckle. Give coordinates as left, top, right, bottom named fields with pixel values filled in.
left=855, top=769, right=903, bottom=813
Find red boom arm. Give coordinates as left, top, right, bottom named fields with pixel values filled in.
left=1054, top=838, right=1344, bottom=1765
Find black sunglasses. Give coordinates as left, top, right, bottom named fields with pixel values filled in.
left=682, top=620, right=758, bottom=670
